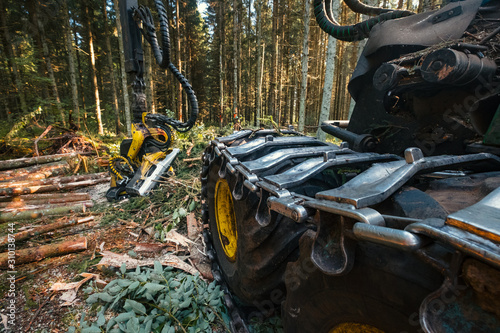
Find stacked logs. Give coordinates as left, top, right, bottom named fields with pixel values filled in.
left=0, top=153, right=110, bottom=268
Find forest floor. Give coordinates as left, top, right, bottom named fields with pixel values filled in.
left=0, top=125, right=249, bottom=333
left=0, top=157, right=216, bottom=332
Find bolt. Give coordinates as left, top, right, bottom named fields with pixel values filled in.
left=431, top=61, right=444, bottom=71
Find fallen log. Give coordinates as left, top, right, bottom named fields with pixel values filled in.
left=0, top=153, right=79, bottom=171
left=0, top=172, right=108, bottom=189
left=0, top=216, right=94, bottom=247
left=0, top=202, right=93, bottom=222
left=0, top=237, right=87, bottom=268
left=0, top=161, right=69, bottom=182
left=0, top=200, right=93, bottom=213
left=0, top=193, right=91, bottom=208
left=0, top=176, right=110, bottom=196
left=0, top=192, right=91, bottom=203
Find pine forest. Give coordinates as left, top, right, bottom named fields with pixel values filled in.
left=0, top=0, right=437, bottom=139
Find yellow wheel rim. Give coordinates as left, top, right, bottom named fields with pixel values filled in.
left=215, top=179, right=238, bottom=261
left=329, top=323, right=384, bottom=333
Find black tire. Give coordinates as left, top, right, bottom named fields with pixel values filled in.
left=282, top=230, right=443, bottom=333
left=204, top=145, right=309, bottom=307
left=202, top=135, right=336, bottom=309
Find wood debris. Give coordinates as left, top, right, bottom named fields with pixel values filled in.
left=97, top=250, right=199, bottom=276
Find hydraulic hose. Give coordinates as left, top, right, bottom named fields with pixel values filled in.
left=134, top=0, right=198, bottom=132
left=314, top=0, right=414, bottom=41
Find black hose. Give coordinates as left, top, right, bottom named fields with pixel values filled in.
left=134, top=0, right=198, bottom=132
left=314, top=0, right=414, bottom=41
left=343, top=0, right=392, bottom=16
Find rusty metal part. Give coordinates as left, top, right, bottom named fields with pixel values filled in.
left=420, top=48, right=498, bottom=86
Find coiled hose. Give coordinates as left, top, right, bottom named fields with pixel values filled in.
left=134, top=0, right=198, bottom=133
left=314, top=0, right=414, bottom=41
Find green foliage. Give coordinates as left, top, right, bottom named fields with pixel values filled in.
left=71, top=262, right=228, bottom=333
left=5, top=106, right=43, bottom=139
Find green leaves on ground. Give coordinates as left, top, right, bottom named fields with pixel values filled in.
left=71, top=262, right=228, bottom=333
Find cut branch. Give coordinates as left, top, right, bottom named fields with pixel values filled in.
left=0, top=237, right=87, bottom=268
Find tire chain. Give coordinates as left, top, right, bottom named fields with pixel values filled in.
left=201, top=148, right=250, bottom=333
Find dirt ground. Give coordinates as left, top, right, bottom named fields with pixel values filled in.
left=0, top=178, right=210, bottom=333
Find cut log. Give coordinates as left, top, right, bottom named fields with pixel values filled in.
left=0, top=200, right=93, bottom=213
left=0, top=172, right=108, bottom=189
left=0, top=153, right=79, bottom=171
left=0, top=217, right=94, bottom=247
left=0, top=176, right=110, bottom=196
left=0, top=193, right=91, bottom=208
left=0, top=202, right=93, bottom=222
left=0, top=161, right=69, bottom=182
left=0, top=237, right=87, bottom=268
left=0, top=192, right=90, bottom=203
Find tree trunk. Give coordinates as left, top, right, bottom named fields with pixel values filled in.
left=113, top=0, right=131, bottom=136
left=0, top=153, right=78, bottom=171
left=317, top=35, right=339, bottom=141
left=0, top=238, right=87, bottom=268
left=219, top=0, right=225, bottom=127
left=144, top=43, right=156, bottom=114
left=175, top=0, right=183, bottom=122
left=0, top=192, right=90, bottom=203
left=0, top=176, right=109, bottom=197
left=0, top=0, right=27, bottom=115
left=255, top=0, right=263, bottom=127
left=269, top=0, right=279, bottom=120
left=86, top=4, right=104, bottom=135
left=298, top=0, right=311, bottom=132
left=0, top=201, right=93, bottom=222
left=103, top=0, right=121, bottom=133
left=62, top=0, right=80, bottom=128
left=0, top=161, right=69, bottom=182
left=0, top=217, right=94, bottom=247
left=0, top=172, right=108, bottom=190
left=37, top=13, right=66, bottom=126
left=232, top=0, right=239, bottom=121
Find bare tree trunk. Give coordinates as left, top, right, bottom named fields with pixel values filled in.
left=0, top=0, right=27, bottom=116
left=144, top=43, right=156, bottom=114
left=269, top=0, right=279, bottom=120
left=255, top=0, right=263, bottom=127
left=219, top=0, right=225, bottom=127
left=113, top=0, right=131, bottom=136
left=103, top=0, right=121, bottom=133
left=317, top=35, right=338, bottom=141
left=298, top=0, right=311, bottom=132
left=86, top=4, right=103, bottom=135
left=176, top=0, right=183, bottom=122
left=62, top=0, right=80, bottom=128
left=232, top=0, right=239, bottom=120
left=37, top=15, right=65, bottom=126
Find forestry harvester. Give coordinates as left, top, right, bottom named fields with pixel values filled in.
left=106, top=0, right=198, bottom=201
left=201, top=0, right=500, bottom=332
